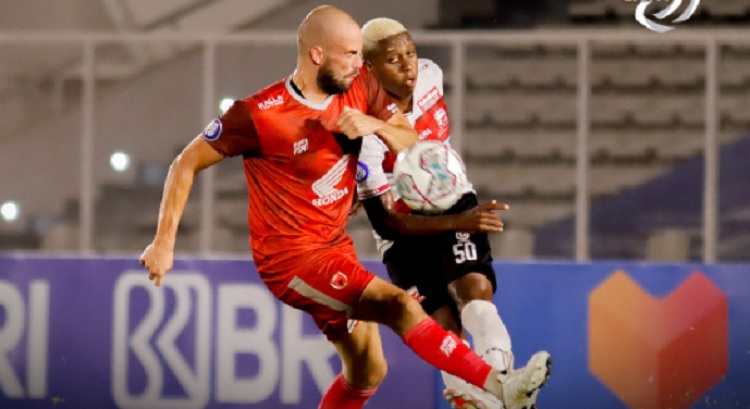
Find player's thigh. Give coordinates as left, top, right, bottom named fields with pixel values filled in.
left=353, top=276, right=427, bottom=335
left=384, top=239, right=454, bottom=317
left=273, top=247, right=375, bottom=340
left=330, top=321, right=387, bottom=389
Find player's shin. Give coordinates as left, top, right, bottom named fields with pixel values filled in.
left=461, top=300, right=513, bottom=376
left=402, top=318, right=503, bottom=394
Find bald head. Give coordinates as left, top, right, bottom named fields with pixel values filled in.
left=294, top=5, right=363, bottom=97
left=297, top=5, right=361, bottom=55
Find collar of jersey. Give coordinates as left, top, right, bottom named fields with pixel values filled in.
left=285, top=72, right=333, bottom=111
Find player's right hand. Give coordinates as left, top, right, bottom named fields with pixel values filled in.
left=337, top=106, right=383, bottom=139
left=139, top=242, right=174, bottom=287
left=453, top=200, right=509, bottom=233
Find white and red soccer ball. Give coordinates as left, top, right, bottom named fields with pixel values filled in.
left=394, top=140, right=469, bottom=214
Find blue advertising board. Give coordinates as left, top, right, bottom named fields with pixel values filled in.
left=0, top=256, right=748, bottom=409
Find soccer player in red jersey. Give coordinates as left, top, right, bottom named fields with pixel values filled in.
left=356, top=18, right=552, bottom=409
left=140, top=6, right=514, bottom=409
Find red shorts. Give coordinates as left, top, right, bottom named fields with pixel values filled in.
left=259, top=244, right=375, bottom=340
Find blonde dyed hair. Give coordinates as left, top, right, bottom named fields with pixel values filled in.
left=362, top=17, right=407, bottom=59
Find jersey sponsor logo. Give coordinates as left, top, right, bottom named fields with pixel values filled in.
left=356, top=161, right=369, bottom=182
left=330, top=272, right=348, bottom=290
left=417, top=86, right=441, bottom=112
left=418, top=128, right=433, bottom=140
left=257, top=95, right=283, bottom=110
left=294, top=138, right=308, bottom=155
left=312, top=155, right=351, bottom=207
left=202, top=118, right=222, bottom=141
left=312, top=187, right=349, bottom=207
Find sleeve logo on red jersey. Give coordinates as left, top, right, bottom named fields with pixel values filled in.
left=417, top=86, right=441, bottom=113
left=202, top=118, right=222, bottom=141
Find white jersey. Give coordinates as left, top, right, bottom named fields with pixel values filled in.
left=355, top=58, right=473, bottom=256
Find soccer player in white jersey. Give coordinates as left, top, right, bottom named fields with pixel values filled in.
left=356, top=18, right=552, bottom=409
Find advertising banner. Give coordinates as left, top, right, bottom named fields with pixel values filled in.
left=0, top=256, right=748, bottom=408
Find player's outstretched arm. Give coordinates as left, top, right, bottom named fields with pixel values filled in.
left=362, top=192, right=508, bottom=239
left=140, top=136, right=225, bottom=286
left=337, top=107, right=417, bottom=154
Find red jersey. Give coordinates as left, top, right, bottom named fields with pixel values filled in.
left=204, top=67, right=397, bottom=273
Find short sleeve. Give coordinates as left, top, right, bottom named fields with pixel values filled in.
left=356, top=135, right=390, bottom=200
left=203, top=100, right=261, bottom=157
left=363, top=70, right=399, bottom=122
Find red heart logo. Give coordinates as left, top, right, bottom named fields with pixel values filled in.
left=589, top=271, right=728, bottom=409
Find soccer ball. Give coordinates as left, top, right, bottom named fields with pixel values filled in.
left=393, top=140, right=469, bottom=214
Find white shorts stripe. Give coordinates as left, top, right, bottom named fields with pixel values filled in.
left=288, top=276, right=353, bottom=317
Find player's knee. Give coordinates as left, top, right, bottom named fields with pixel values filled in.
left=345, top=351, right=388, bottom=389
left=371, top=288, right=420, bottom=330
left=391, top=288, right=423, bottom=317
left=365, top=354, right=388, bottom=387
left=451, top=272, right=493, bottom=310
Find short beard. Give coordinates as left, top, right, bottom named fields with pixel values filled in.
left=317, top=61, right=351, bottom=95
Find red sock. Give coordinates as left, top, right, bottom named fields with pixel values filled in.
left=403, top=318, right=493, bottom=389
left=318, top=373, right=377, bottom=409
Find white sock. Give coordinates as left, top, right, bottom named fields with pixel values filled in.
left=461, top=300, right=513, bottom=373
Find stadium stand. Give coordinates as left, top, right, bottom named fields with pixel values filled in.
left=1, top=1, right=749, bottom=263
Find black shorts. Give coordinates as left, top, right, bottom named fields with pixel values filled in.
left=383, top=192, right=497, bottom=316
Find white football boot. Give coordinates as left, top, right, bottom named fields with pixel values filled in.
left=500, top=351, right=552, bottom=409
left=443, top=372, right=503, bottom=409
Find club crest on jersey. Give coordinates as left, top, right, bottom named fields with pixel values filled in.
left=356, top=161, right=369, bottom=182
left=434, top=108, right=448, bottom=128
left=417, top=86, right=441, bottom=112
left=202, top=118, right=222, bottom=141
left=258, top=95, right=283, bottom=110
left=330, top=272, right=348, bottom=290
left=456, top=232, right=470, bottom=241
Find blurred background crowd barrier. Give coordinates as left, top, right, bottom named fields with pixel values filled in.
left=2, top=27, right=749, bottom=263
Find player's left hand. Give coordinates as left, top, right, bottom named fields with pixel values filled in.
left=337, top=106, right=383, bottom=139
left=453, top=200, right=509, bottom=233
